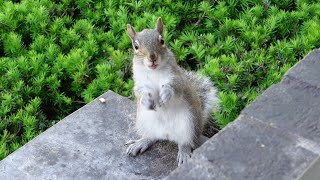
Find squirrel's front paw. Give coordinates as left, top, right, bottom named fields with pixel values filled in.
left=126, top=138, right=155, bottom=156
left=140, top=93, right=156, bottom=110
left=159, top=85, right=173, bottom=106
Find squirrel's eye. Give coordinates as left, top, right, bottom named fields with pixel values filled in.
left=160, top=38, right=164, bottom=45
left=134, top=41, right=139, bottom=50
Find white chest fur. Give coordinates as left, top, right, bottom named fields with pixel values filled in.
left=136, top=98, right=194, bottom=145
left=133, top=64, right=173, bottom=94
left=133, top=64, right=195, bottom=146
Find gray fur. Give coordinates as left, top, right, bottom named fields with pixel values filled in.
left=182, top=70, right=219, bottom=122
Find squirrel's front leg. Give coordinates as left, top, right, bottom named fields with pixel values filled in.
left=159, top=84, right=174, bottom=106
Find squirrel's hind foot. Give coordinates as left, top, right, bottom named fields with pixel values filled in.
left=177, top=144, right=192, bottom=166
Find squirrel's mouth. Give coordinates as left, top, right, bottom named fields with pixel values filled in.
left=148, top=63, right=158, bottom=70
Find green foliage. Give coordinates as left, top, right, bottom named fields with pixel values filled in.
left=1, top=0, right=320, bottom=159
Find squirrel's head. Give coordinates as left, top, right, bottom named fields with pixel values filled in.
left=127, top=17, right=168, bottom=70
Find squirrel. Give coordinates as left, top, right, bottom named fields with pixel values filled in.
left=125, top=17, right=219, bottom=166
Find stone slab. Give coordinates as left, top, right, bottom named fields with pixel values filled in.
left=0, top=91, right=178, bottom=180
left=242, top=75, right=320, bottom=144
left=285, top=49, right=320, bottom=88
left=167, top=115, right=319, bottom=180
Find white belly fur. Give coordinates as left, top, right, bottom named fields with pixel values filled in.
left=136, top=97, right=194, bottom=145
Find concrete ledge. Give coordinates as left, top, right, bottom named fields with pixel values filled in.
left=167, top=49, right=320, bottom=179
left=167, top=115, right=319, bottom=179
left=0, top=91, right=178, bottom=180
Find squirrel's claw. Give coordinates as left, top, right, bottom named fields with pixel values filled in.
left=125, top=140, right=136, bottom=145
left=126, top=138, right=155, bottom=156
left=177, top=152, right=191, bottom=166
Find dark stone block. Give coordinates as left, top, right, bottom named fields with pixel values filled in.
left=242, top=76, right=320, bottom=144
left=168, top=116, right=319, bottom=180
left=0, top=91, right=178, bottom=180
left=285, top=49, right=320, bottom=88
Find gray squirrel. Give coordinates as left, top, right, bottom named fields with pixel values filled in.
left=125, top=17, right=219, bottom=166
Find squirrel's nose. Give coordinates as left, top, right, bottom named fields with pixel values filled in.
left=149, top=53, right=156, bottom=62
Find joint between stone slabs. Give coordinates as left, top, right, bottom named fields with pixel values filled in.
left=284, top=74, right=320, bottom=91
left=240, top=113, right=320, bottom=155
left=183, top=155, right=217, bottom=167
left=237, top=114, right=278, bottom=130
left=296, top=137, right=320, bottom=155
left=283, top=49, right=320, bottom=89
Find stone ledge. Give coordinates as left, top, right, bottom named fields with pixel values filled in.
left=0, top=91, right=178, bottom=180
left=167, top=115, right=319, bottom=180
left=242, top=74, right=320, bottom=144
left=285, top=49, right=320, bottom=88
left=168, top=49, right=320, bottom=179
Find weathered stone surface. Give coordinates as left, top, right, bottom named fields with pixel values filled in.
left=0, top=91, right=178, bottom=180
left=167, top=116, right=319, bottom=180
left=242, top=76, right=320, bottom=144
left=285, top=49, right=320, bottom=88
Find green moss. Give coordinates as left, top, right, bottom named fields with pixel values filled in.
left=1, top=0, right=320, bottom=159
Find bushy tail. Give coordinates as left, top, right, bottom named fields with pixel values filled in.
left=183, top=70, right=219, bottom=123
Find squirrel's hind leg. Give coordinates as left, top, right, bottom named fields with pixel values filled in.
left=126, top=138, right=156, bottom=156
left=194, top=135, right=209, bottom=148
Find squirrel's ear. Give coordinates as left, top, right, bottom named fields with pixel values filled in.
left=156, top=17, right=164, bottom=35
left=127, top=24, right=136, bottom=40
